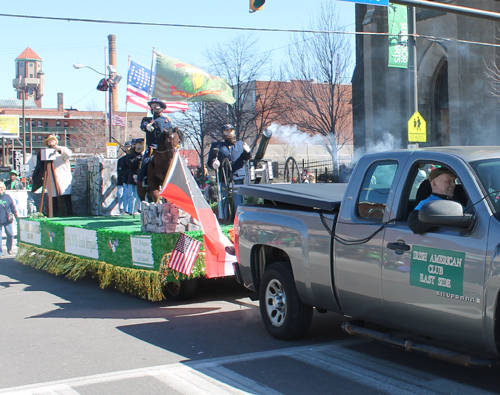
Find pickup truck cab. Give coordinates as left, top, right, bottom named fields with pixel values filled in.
left=234, top=147, right=500, bottom=364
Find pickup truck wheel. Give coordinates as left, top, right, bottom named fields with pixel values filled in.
left=163, top=279, right=198, bottom=301
left=259, top=262, right=313, bottom=340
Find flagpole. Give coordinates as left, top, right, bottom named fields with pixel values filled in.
left=125, top=55, right=130, bottom=142
left=145, top=46, right=156, bottom=116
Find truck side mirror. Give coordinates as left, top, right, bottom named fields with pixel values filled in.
left=418, top=200, right=475, bottom=229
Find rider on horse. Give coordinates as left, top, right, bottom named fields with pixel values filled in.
left=138, top=98, right=173, bottom=185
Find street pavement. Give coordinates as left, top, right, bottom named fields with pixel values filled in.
left=1, top=241, right=500, bottom=395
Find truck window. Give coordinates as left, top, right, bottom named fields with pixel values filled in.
left=357, top=161, right=398, bottom=220
left=470, top=159, right=500, bottom=214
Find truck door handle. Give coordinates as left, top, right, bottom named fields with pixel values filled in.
left=387, top=242, right=411, bottom=252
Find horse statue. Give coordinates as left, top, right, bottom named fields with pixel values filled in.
left=137, top=127, right=183, bottom=203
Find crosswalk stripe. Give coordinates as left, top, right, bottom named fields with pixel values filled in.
left=0, top=338, right=497, bottom=395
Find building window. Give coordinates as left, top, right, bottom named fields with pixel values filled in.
left=29, top=74, right=33, bottom=78
left=128, top=121, right=132, bottom=128
left=31, top=120, right=36, bottom=127
left=56, top=120, right=61, bottom=127
left=20, top=62, right=24, bottom=67
left=37, top=121, right=42, bottom=127
left=29, top=63, right=33, bottom=67
left=37, top=135, right=43, bottom=141
left=63, top=121, right=69, bottom=128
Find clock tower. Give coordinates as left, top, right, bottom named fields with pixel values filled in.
left=12, top=47, right=45, bottom=108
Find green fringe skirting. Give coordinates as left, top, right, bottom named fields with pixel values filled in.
left=16, top=242, right=165, bottom=301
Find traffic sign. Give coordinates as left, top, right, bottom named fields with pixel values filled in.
left=336, top=0, right=389, bottom=6
left=408, top=111, right=427, bottom=143
left=106, top=142, right=118, bottom=159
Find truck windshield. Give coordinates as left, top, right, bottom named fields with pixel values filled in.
left=470, top=159, right=500, bottom=214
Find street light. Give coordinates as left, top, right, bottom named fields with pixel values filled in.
left=73, top=63, right=122, bottom=143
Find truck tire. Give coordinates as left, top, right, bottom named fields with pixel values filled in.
left=259, top=261, right=313, bottom=340
left=163, top=279, right=198, bottom=301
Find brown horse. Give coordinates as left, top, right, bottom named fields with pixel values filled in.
left=137, top=127, right=183, bottom=202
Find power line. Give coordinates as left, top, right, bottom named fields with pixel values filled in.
left=1, top=12, right=499, bottom=50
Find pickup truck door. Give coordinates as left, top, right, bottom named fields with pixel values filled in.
left=382, top=155, right=488, bottom=349
left=335, top=154, right=407, bottom=323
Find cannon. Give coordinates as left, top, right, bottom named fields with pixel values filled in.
left=245, top=128, right=274, bottom=185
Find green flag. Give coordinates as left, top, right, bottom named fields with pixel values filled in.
left=152, top=51, right=236, bottom=105
left=388, top=3, right=408, bottom=69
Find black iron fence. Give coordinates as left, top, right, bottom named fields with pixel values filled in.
left=274, top=156, right=352, bottom=183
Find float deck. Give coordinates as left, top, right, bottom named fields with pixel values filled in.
left=16, top=215, right=233, bottom=301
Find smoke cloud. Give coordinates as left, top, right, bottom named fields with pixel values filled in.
left=267, top=123, right=326, bottom=146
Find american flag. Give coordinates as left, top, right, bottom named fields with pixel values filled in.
left=106, top=113, right=126, bottom=127
left=169, top=233, right=201, bottom=276
left=126, top=60, right=151, bottom=110
left=126, top=59, right=189, bottom=113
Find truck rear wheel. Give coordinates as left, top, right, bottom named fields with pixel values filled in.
left=259, top=261, right=313, bottom=340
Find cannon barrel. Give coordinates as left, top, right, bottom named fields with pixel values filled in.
left=253, top=128, right=272, bottom=162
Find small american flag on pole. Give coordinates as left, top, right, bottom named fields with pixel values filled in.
left=106, top=113, right=126, bottom=127
left=169, top=233, right=201, bottom=276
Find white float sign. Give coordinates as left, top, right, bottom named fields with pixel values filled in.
left=131, top=235, right=154, bottom=268
left=6, top=190, right=28, bottom=218
left=65, top=227, right=98, bottom=259
left=19, top=219, right=41, bottom=245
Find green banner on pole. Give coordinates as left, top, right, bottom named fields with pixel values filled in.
left=388, top=3, right=409, bottom=68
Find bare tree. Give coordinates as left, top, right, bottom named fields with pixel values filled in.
left=175, top=102, right=216, bottom=172
left=280, top=1, right=353, bottom=165
left=204, top=34, right=285, bottom=150
left=73, top=102, right=107, bottom=155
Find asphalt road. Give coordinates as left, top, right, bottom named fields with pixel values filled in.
left=1, top=242, right=500, bottom=395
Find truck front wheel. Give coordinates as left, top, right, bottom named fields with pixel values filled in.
left=259, top=261, right=313, bottom=340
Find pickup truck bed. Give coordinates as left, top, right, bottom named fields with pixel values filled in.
left=238, top=183, right=348, bottom=211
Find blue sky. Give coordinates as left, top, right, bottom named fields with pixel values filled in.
left=0, top=0, right=355, bottom=112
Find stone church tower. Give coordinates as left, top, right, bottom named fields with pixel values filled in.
left=12, top=47, right=45, bottom=108
left=353, top=1, right=500, bottom=152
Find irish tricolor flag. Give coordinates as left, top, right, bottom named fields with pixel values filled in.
left=160, top=151, right=235, bottom=278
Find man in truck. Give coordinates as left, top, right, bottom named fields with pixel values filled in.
left=408, top=167, right=458, bottom=234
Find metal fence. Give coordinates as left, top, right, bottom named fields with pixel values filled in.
left=273, top=155, right=352, bottom=183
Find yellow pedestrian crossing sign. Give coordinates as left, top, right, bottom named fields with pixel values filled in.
left=408, top=111, right=427, bottom=142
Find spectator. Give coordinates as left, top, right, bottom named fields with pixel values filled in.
left=0, top=181, right=18, bottom=255
left=5, top=170, right=24, bottom=190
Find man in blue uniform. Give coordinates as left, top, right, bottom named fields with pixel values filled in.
left=125, top=138, right=144, bottom=215
left=138, top=98, right=172, bottom=184
left=207, top=124, right=251, bottom=218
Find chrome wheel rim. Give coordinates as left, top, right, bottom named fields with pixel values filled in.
left=265, top=279, right=286, bottom=327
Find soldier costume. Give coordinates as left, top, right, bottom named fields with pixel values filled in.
left=138, top=98, right=172, bottom=184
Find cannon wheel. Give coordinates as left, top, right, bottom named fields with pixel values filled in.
left=219, top=158, right=234, bottom=225
left=284, top=157, right=301, bottom=183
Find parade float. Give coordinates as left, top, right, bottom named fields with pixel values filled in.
left=16, top=152, right=236, bottom=302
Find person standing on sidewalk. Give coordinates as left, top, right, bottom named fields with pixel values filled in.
left=5, top=170, right=24, bottom=190
left=0, top=182, right=18, bottom=255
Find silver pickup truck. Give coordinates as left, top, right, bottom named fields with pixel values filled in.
left=234, top=147, right=500, bottom=366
